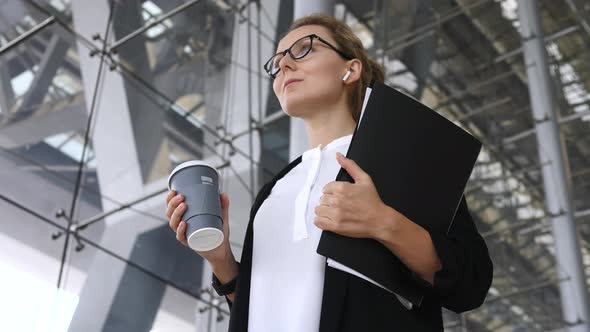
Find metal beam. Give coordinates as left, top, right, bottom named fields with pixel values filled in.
left=76, top=156, right=232, bottom=231
left=576, top=209, right=590, bottom=219
left=484, top=278, right=568, bottom=304
left=109, top=0, right=203, bottom=53
left=456, top=97, right=512, bottom=121
left=560, top=108, right=590, bottom=124
left=433, top=70, right=515, bottom=110
left=14, top=34, right=70, bottom=119
left=491, top=24, right=580, bottom=65
left=0, top=57, right=15, bottom=114
left=563, top=0, right=590, bottom=40
left=517, top=1, right=590, bottom=330
left=502, top=108, right=590, bottom=145
left=0, top=191, right=228, bottom=315
left=232, top=109, right=287, bottom=140
left=77, top=188, right=168, bottom=231
left=482, top=217, right=548, bottom=239
left=0, top=98, right=86, bottom=149
left=383, top=0, right=492, bottom=54
left=0, top=16, right=55, bottom=56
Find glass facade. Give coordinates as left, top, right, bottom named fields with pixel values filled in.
left=1, top=0, right=590, bottom=331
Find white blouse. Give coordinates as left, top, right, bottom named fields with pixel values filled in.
left=248, top=134, right=353, bottom=332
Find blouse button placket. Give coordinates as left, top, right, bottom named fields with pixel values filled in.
left=292, top=145, right=323, bottom=242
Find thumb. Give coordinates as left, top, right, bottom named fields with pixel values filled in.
left=336, top=152, right=368, bottom=183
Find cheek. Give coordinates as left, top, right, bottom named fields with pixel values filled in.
left=272, top=81, right=280, bottom=97
left=311, top=69, right=342, bottom=97
left=310, top=62, right=341, bottom=85
left=272, top=81, right=284, bottom=104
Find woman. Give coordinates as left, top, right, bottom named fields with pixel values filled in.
left=166, top=14, right=493, bottom=332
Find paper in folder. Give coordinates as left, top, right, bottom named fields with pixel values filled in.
left=317, top=81, right=482, bottom=309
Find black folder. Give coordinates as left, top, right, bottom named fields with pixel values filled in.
left=316, top=81, right=482, bottom=308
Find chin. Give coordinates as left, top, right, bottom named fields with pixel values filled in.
left=280, top=98, right=305, bottom=118
left=281, top=105, right=305, bottom=118
left=282, top=103, right=316, bottom=119
left=281, top=93, right=320, bottom=118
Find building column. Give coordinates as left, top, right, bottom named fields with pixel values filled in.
left=517, top=1, right=590, bottom=330
left=0, top=57, right=15, bottom=115
left=68, top=0, right=189, bottom=331
left=193, top=0, right=281, bottom=330
left=289, top=0, right=336, bottom=160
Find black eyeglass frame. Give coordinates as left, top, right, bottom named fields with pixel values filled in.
left=263, top=34, right=353, bottom=78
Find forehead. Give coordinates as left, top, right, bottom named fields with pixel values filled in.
left=276, top=25, right=335, bottom=51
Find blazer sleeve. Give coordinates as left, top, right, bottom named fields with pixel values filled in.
left=426, top=195, right=493, bottom=312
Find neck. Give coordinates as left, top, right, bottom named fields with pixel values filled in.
left=302, top=104, right=357, bottom=149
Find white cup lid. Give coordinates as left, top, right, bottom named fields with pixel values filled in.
left=168, top=160, right=220, bottom=190
left=187, top=227, right=224, bottom=251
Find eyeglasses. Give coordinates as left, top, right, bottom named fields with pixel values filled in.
left=263, top=34, right=353, bottom=79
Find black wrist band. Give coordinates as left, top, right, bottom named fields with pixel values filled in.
left=211, top=273, right=237, bottom=296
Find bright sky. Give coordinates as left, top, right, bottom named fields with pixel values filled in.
left=0, top=261, right=78, bottom=332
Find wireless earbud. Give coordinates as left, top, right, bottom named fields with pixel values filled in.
left=342, top=70, right=351, bottom=81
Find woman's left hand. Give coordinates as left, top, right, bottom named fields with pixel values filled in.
left=314, top=152, right=403, bottom=240
left=317, top=152, right=442, bottom=283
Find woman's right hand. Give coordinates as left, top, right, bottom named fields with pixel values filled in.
left=166, top=190, right=239, bottom=300
left=166, top=190, right=234, bottom=266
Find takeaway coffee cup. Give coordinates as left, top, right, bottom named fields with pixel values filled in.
left=168, top=161, right=224, bottom=251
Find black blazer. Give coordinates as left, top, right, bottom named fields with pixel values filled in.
left=225, top=155, right=493, bottom=331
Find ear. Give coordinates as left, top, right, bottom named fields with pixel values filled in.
left=343, top=59, right=363, bottom=85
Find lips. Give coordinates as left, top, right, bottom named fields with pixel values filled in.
left=283, top=79, right=303, bottom=91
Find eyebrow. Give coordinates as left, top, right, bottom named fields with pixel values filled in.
left=276, top=34, right=323, bottom=52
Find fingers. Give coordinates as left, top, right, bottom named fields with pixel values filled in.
left=165, top=190, right=176, bottom=205
left=176, top=220, right=188, bottom=246
left=322, top=181, right=347, bottom=195
left=168, top=191, right=229, bottom=248
left=314, top=204, right=331, bottom=220
left=169, top=201, right=187, bottom=231
left=314, top=215, right=334, bottom=231
left=166, top=193, right=184, bottom=219
left=318, top=194, right=333, bottom=207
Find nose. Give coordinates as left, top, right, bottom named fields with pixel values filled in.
left=276, top=52, right=296, bottom=77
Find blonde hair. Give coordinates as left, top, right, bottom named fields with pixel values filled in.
left=286, top=14, right=384, bottom=123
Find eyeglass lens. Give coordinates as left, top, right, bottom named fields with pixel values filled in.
left=269, top=36, right=313, bottom=75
